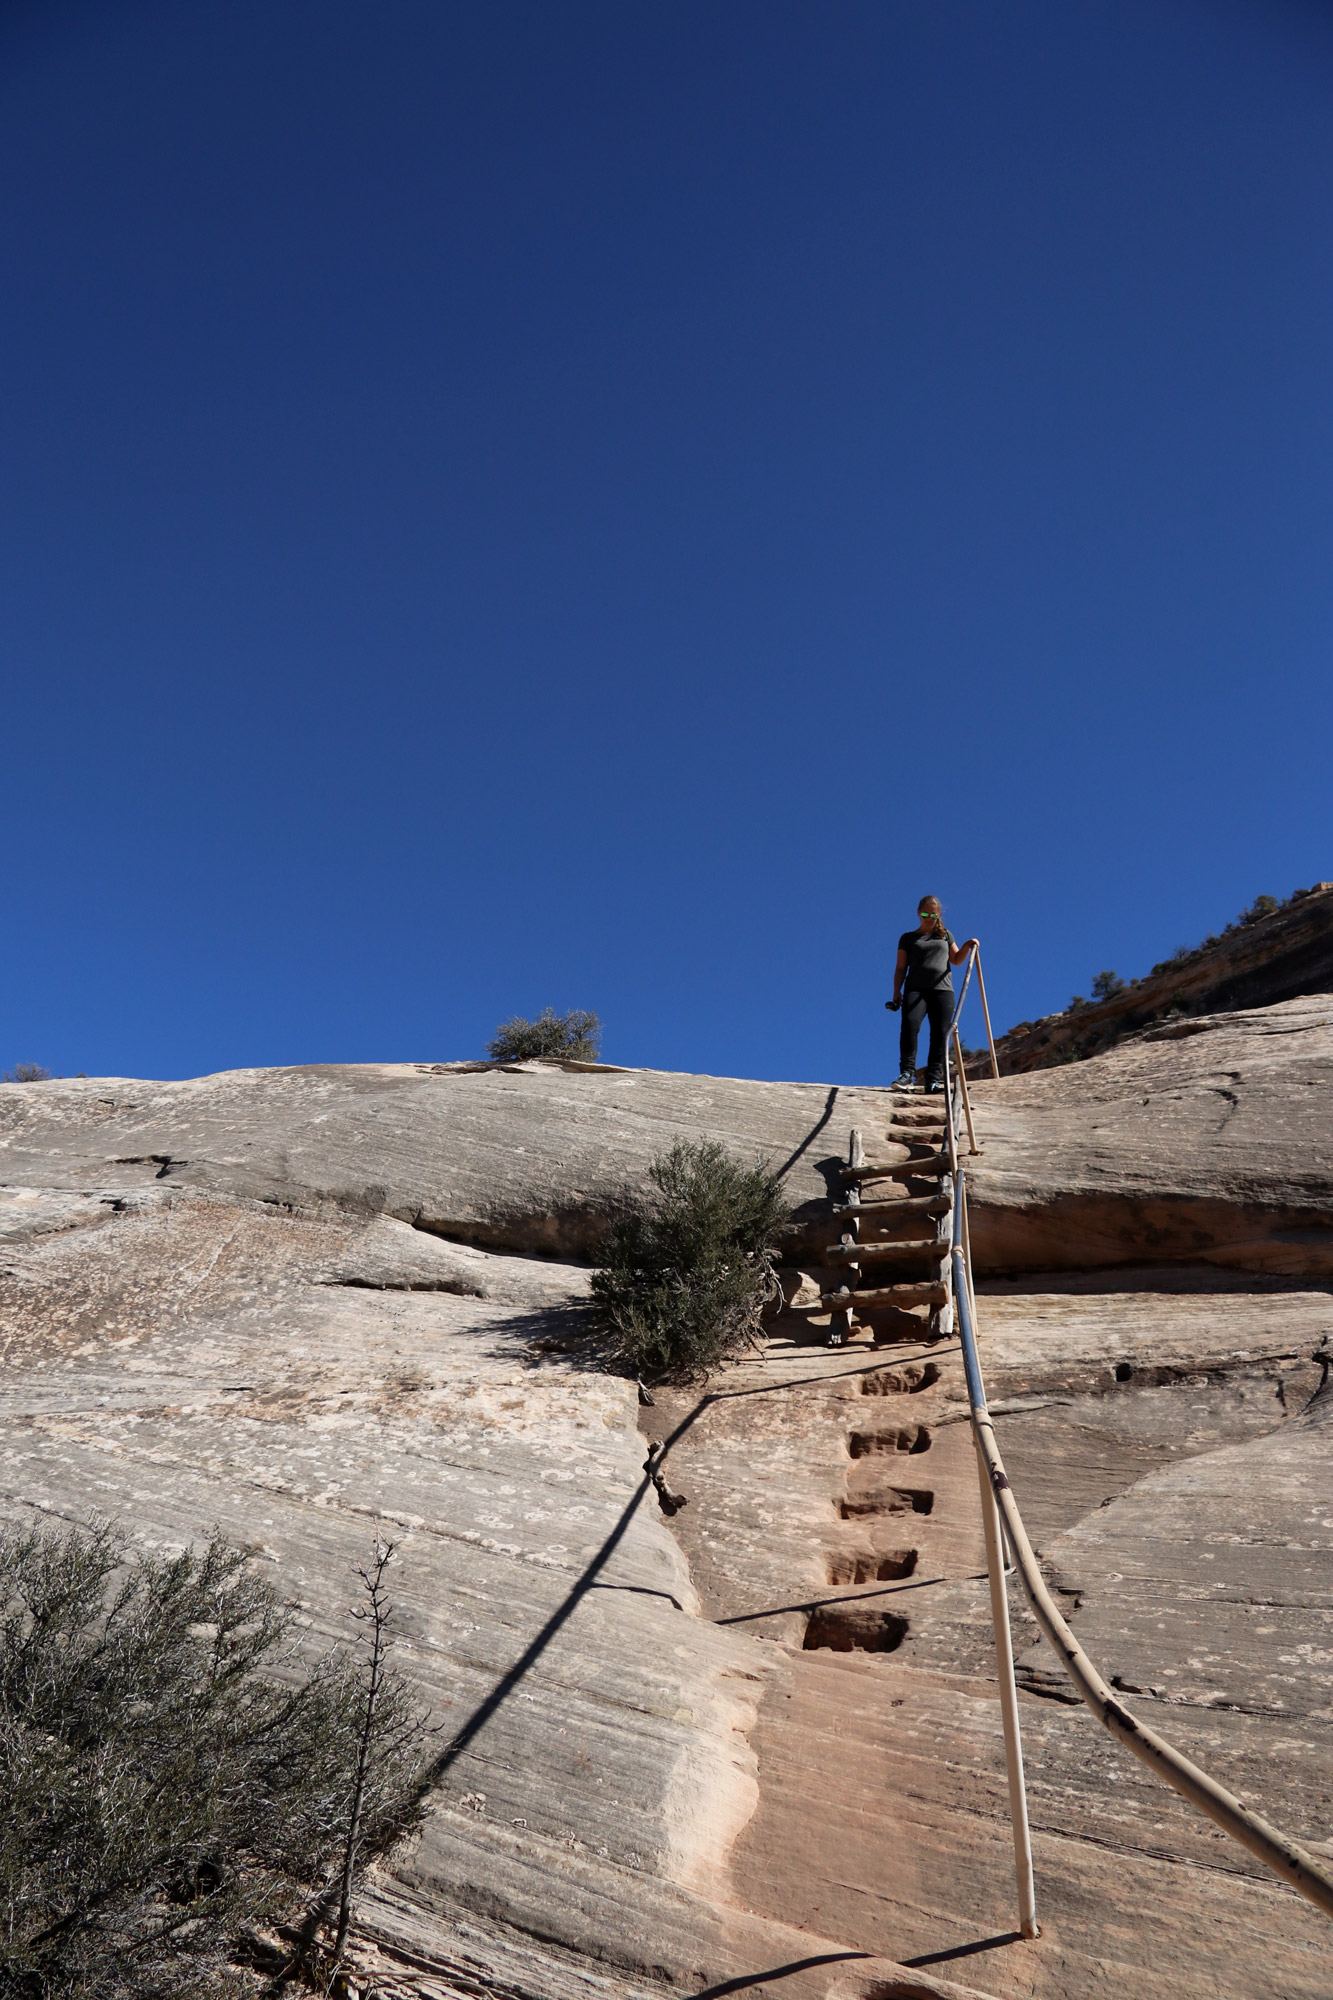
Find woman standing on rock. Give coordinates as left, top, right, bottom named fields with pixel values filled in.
left=887, top=897, right=978, bottom=1093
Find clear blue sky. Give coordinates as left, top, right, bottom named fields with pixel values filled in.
left=4, top=1, right=1331, bottom=1084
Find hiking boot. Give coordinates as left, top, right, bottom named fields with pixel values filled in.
left=926, top=1079, right=944, bottom=1095
left=891, top=1072, right=916, bottom=1092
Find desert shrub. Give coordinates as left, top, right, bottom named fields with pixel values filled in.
left=2, top=1063, right=50, bottom=1083
left=1066, top=994, right=1087, bottom=1012
left=591, top=1141, right=789, bottom=1381
left=1090, top=971, right=1126, bottom=1002
left=1240, top=894, right=1278, bottom=924
left=0, top=1520, right=430, bottom=2000
left=486, top=1008, right=601, bottom=1063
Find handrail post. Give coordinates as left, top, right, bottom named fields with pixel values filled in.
left=952, top=1176, right=1038, bottom=1938
left=973, top=1430, right=1039, bottom=1936
left=974, top=947, right=1000, bottom=1080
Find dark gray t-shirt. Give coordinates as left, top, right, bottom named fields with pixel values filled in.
left=899, top=926, right=955, bottom=993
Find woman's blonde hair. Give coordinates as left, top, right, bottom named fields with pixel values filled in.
left=918, top=895, right=945, bottom=935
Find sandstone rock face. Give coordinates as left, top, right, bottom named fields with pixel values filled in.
left=4, top=994, right=1330, bottom=1282
left=645, top=1295, right=1333, bottom=1999
left=0, top=1082, right=976, bottom=2000
left=966, top=995, right=1333, bottom=1276
left=1, top=1008, right=1331, bottom=1998
left=0, top=1059, right=882, bottom=1254
left=0, top=1181, right=877, bottom=1999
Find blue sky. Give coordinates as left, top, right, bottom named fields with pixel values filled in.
left=4, top=0, right=1331, bottom=1084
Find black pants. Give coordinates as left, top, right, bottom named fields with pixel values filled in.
left=900, top=986, right=953, bottom=1085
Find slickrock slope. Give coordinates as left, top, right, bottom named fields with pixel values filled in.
left=967, top=995, right=1333, bottom=1276
left=0, top=1058, right=877, bottom=1255
left=1, top=1004, right=1331, bottom=1999
left=644, top=1300, right=1332, bottom=1999
left=3, top=995, right=1330, bottom=1278
left=0, top=1088, right=980, bottom=2000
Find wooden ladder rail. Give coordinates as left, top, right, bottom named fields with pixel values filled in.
left=826, top=1127, right=864, bottom=1348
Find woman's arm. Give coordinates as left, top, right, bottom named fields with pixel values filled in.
left=949, top=936, right=979, bottom=967
left=892, top=946, right=908, bottom=1001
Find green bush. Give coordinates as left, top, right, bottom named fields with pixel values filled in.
left=486, top=1008, right=601, bottom=1063
left=1090, top=970, right=1126, bottom=1002
left=591, top=1140, right=789, bottom=1381
left=1240, top=894, right=1278, bottom=924
left=0, top=1520, right=430, bottom=2000
left=1149, top=946, right=1195, bottom=975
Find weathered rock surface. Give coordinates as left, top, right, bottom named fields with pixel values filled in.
left=4, top=994, right=1331, bottom=1281
left=0, top=1171, right=978, bottom=2000
left=1, top=1006, right=1331, bottom=1998
left=967, top=995, right=1333, bottom=1276
left=0, top=1059, right=875, bottom=1254
left=646, top=1297, right=1333, bottom=1998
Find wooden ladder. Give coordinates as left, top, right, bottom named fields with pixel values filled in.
left=822, top=1099, right=959, bottom=1348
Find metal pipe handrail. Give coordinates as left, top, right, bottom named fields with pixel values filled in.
left=946, top=943, right=978, bottom=1039
left=942, top=1031, right=959, bottom=1175
left=951, top=1026, right=978, bottom=1155
left=943, top=942, right=999, bottom=1105
left=949, top=1167, right=1333, bottom=1926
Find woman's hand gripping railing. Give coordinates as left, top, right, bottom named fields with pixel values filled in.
left=951, top=1168, right=1333, bottom=1927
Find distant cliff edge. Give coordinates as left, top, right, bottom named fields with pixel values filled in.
left=983, top=879, right=1333, bottom=1075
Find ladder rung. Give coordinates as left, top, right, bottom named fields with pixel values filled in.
left=822, top=1280, right=949, bottom=1310
left=833, top=1192, right=951, bottom=1219
left=826, top=1239, right=948, bottom=1266
left=840, top=1154, right=950, bottom=1182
